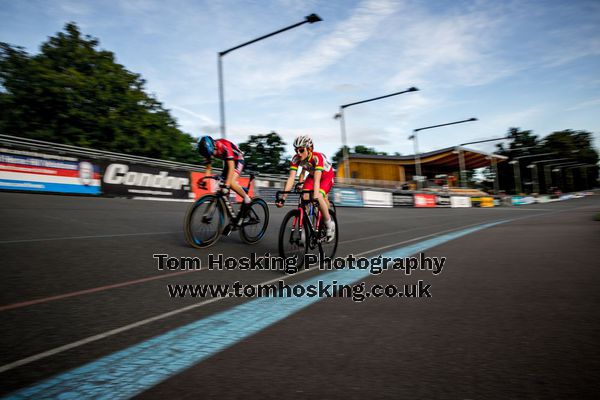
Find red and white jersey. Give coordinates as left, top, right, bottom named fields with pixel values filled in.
left=211, top=139, right=244, bottom=162
left=290, top=151, right=333, bottom=176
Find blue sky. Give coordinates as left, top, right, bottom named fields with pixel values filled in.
left=1, top=0, right=599, bottom=160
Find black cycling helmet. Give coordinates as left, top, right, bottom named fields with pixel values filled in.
left=198, top=136, right=215, bottom=158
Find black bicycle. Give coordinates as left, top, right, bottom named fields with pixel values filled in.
left=184, top=173, right=269, bottom=248
left=276, top=190, right=338, bottom=269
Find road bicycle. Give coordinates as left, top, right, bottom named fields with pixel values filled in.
left=184, top=173, right=269, bottom=248
left=276, top=189, right=338, bottom=269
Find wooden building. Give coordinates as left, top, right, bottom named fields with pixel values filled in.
left=336, top=146, right=507, bottom=185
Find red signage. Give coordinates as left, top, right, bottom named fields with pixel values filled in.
left=189, top=171, right=254, bottom=202
left=414, top=193, right=436, bottom=207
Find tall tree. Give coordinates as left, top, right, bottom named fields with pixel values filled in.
left=496, top=127, right=540, bottom=156
left=540, top=130, right=598, bottom=191
left=238, top=131, right=287, bottom=174
left=494, top=127, right=598, bottom=193
left=0, top=23, right=197, bottom=162
left=332, top=145, right=388, bottom=168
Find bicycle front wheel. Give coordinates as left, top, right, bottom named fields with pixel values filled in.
left=184, top=195, right=224, bottom=248
left=239, top=198, right=269, bottom=244
left=278, top=209, right=308, bottom=271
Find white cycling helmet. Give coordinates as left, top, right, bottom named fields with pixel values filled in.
left=293, top=135, right=313, bottom=149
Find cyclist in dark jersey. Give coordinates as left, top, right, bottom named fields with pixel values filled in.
left=197, top=136, right=251, bottom=205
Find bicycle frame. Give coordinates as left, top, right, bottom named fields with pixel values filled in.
left=198, top=173, right=256, bottom=223
left=276, top=190, right=323, bottom=247
left=185, top=171, right=268, bottom=248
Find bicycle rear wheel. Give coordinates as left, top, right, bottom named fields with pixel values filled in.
left=239, top=198, right=269, bottom=244
left=318, top=210, right=338, bottom=262
left=278, top=209, right=308, bottom=271
left=184, top=195, right=224, bottom=248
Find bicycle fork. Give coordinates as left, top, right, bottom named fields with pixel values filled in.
left=292, top=208, right=306, bottom=246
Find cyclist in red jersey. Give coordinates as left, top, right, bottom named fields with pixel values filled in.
left=197, top=136, right=251, bottom=205
left=276, top=135, right=336, bottom=241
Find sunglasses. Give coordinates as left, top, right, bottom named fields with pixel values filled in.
left=295, top=147, right=307, bottom=154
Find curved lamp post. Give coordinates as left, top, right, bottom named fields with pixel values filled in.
left=218, top=14, right=322, bottom=137
left=334, top=87, right=419, bottom=180
left=410, top=118, right=477, bottom=190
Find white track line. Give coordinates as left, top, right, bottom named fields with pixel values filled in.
left=0, top=231, right=181, bottom=244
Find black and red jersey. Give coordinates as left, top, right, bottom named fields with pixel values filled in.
left=209, top=139, right=244, bottom=162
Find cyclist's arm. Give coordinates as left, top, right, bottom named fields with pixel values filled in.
left=281, top=170, right=297, bottom=201
left=205, top=161, right=212, bottom=176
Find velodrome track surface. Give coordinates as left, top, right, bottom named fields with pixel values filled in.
left=1, top=192, right=599, bottom=398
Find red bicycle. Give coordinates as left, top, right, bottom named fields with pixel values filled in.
left=276, top=190, right=338, bottom=269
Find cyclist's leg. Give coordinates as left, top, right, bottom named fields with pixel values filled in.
left=315, top=172, right=334, bottom=221
left=229, top=160, right=250, bottom=204
left=302, top=176, right=315, bottom=202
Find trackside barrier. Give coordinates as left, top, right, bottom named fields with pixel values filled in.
left=392, top=192, right=414, bottom=207
left=436, top=195, right=451, bottom=208
left=511, top=196, right=535, bottom=205
left=414, top=193, right=436, bottom=208
left=362, top=190, right=393, bottom=208
left=471, top=196, right=495, bottom=207
left=101, top=161, right=194, bottom=200
left=0, top=147, right=101, bottom=195
left=0, top=135, right=266, bottom=201
left=536, top=195, right=551, bottom=204
left=3, top=135, right=594, bottom=207
left=450, top=196, right=472, bottom=208
left=332, top=188, right=364, bottom=207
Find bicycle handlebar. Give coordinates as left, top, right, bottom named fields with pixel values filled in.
left=275, top=190, right=317, bottom=203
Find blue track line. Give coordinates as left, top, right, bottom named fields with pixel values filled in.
left=4, top=219, right=508, bottom=399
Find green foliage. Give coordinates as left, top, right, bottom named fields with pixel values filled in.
left=0, top=22, right=197, bottom=163
left=332, top=145, right=388, bottom=167
left=541, top=130, right=598, bottom=165
left=238, top=131, right=287, bottom=174
left=495, top=127, right=598, bottom=193
left=496, top=127, right=539, bottom=155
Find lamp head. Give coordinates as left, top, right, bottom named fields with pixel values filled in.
left=306, top=14, right=322, bottom=23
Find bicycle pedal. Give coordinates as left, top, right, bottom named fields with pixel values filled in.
left=222, top=226, right=233, bottom=236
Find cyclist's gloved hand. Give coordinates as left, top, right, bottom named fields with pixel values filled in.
left=294, top=182, right=304, bottom=192
left=276, top=199, right=285, bottom=208
left=197, top=179, right=207, bottom=190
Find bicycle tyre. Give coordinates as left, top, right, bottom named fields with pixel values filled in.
left=278, top=209, right=308, bottom=270
left=239, top=198, right=270, bottom=244
left=318, top=209, right=338, bottom=262
left=329, top=200, right=337, bottom=214
left=184, top=195, right=224, bottom=248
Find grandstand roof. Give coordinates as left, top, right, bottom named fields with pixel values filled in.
left=346, top=146, right=507, bottom=169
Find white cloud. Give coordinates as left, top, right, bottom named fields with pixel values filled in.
left=387, top=3, right=514, bottom=89
left=58, top=0, right=92, bottom=16
left=230, top=0, right=401, bottom=94
left=565, top=98, right=600, bottom=112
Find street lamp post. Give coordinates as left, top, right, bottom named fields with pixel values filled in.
left=509, top=160, right=521, bottom=194
left=217, top=14, right=322, bottom=138
left=528, top=158, right=571, bottom=193
left=456, top=136, right=509, bottom=189
left=548, top=162, right=580, bottom=191
left=510, top=152, right=557, bottom=194
left=334, top=87, right=419, bottom=181
left=565, top=164, right=597, bottom=191
left=410, top=118, right=478, bottom=190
